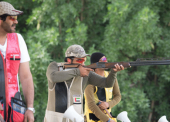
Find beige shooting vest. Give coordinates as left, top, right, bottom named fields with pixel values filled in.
left=44, top=69, right=84, bottom=122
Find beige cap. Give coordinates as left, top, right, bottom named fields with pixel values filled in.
left=0, top=1, right=23, bottom=16
left=65, top=44, right=90, bottom=58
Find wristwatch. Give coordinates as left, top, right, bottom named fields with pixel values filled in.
left=27, top=107, right=35, bottom=113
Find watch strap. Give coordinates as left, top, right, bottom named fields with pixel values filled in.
left=27, top=107, right=35, bottom=113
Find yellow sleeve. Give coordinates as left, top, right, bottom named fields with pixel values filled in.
left=108, top=79, right=121, bottom=108
left=85, top=84, right=109, bottom=122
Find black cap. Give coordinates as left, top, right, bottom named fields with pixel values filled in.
left=90, top=52, right=105, bottom=64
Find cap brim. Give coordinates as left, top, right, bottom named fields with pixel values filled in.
left=10, top=9, right=23, bottom=15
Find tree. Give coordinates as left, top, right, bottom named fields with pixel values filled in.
left=3, top=0, right=170, bottom=121
left=102, top=0, right=170, bottom=121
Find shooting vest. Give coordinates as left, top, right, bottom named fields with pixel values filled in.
left=0, top=33, right=21, bottom=121
left=84, top=71, right=117, bottom=122
left=44, top=68, right=84, bottom=122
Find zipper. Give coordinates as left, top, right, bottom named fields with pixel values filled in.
left=64, top=81, right=69, bottom=122
left=64, top=77, right=75, bottom=122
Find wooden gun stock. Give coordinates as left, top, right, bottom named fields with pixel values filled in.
left=104, top=109, right=112, bottom=118
left=98, top=102, right=112, bottom=118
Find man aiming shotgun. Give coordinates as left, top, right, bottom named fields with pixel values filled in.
left=44, top=44, right=124, bottom=122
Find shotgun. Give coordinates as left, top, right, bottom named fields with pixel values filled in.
left=64, top=58, right=170, bottom=69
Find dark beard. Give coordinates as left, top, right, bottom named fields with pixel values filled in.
left=1, top=22, right=16, bottom=33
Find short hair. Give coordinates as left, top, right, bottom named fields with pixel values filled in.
left=64, top=56, right=74, bottom=62
left=0, top=14, right=8, bottom=21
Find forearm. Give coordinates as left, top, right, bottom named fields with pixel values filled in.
left=108, top=95, right=121, bottom=108
left=21, top=76, right=34, bottom=107
left=89, top=103, right=109, bottom=121
left=108, top=80, right=121, bottom=108
left=19, top=62, right=34, bottom=108
left=49, top=69, right=80, bottom=83
left=46, top=62, right=80, bottom=83
left=85, top=85, right=109, bottom=122
left=88, top=70, right=117, bottom=88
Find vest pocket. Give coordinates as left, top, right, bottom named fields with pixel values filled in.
left=10, top=97, right=26, bottom=122
left=11, top=109, right=24, bottom=122
left=8, top=53, right=20, bottom=75
left=73, top=104, right=82, bottom=115
left=45, top=110, right=64, bottom=122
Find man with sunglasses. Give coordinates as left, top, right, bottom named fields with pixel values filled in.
left=44, top=44, right=124, bottom=122
left=84, top=52, right=121, bottom=122
left=0, top=2, right=34, bottom=122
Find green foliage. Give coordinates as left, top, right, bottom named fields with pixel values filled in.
left=65, top=20, right=88, bottom=45
left=103, top=0, right=170, bottom=121
left=2, top=0, right=170, bottom=121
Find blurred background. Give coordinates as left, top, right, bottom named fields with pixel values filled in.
left=2, top=0, right=170, bottom=121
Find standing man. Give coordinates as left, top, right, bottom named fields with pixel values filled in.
left=44, top=44, right=124, bottom=122
left=0, top=1, right=34, bottom=122
left=84, top=52, right=121, bottom=122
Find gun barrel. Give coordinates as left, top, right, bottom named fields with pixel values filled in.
left=129, top=60, right=170, bottom=66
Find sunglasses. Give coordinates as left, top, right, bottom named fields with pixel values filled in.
left=9, top=16, right=17, bottom=21
left=100, top=57, right=107, bottom=62
left=75, top=58, right=85, bottom=63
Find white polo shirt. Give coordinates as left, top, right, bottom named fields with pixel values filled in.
left=0, top=33, right=30, bottom=89
left=0, top=33, right=30, bottom=62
